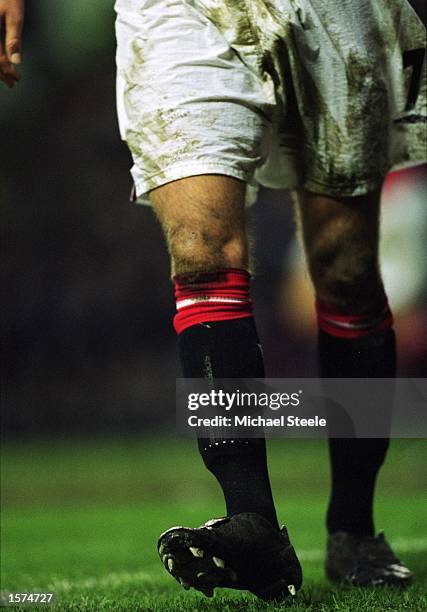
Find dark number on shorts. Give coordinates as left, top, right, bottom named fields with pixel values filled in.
left=402, top=48, right=425, bottom=110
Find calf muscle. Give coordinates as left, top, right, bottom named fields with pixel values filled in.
left=294, top=189, right=385, bottom=314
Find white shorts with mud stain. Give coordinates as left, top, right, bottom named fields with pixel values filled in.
left=115, top=0, right=426, bottom=204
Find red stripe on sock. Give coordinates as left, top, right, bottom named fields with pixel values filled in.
left=173, top=268, right=253, bottom=334
left=316, top=297, right=393, bottom=339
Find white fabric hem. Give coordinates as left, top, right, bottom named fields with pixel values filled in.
left=131, top=161, right=260, bottom=206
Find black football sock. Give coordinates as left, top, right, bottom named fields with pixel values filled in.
left=178, top=317, right=279, bottom=529
left=319, top=328, right=395, bottom=537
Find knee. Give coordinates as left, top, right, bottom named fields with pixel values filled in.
left=168, top=221, right=248, bottom=276
left=307, top=227, right=383, bottom=312
left=150, top=175, right=248, bottom=276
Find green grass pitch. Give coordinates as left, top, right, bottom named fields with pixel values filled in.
left=1, top=438, right=426, bottom=611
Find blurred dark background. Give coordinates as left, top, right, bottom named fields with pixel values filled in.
left=2, top=2, right=426, bottom=436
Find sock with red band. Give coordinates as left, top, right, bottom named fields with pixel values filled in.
left=316, top=296, right=394, bottom=340
left=174, top=268, right=253, bottom=334
left=175, top=269, right=278, bottom=528
left=317, top=295, right=395, bottom=537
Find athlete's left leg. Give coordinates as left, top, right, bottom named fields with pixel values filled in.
left=152, top=176, right=303, bottom=600
left=294, top=188, right=393, bottom=538
left=150, top=175, right=280, bottom=529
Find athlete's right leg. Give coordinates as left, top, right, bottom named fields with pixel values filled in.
left=150, top=174, right=278, bottom=527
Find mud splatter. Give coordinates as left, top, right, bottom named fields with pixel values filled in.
left=118, top=0, right=426, bottom=197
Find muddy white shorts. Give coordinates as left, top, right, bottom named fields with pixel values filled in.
left=115, top=0, right=426, bottom=204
